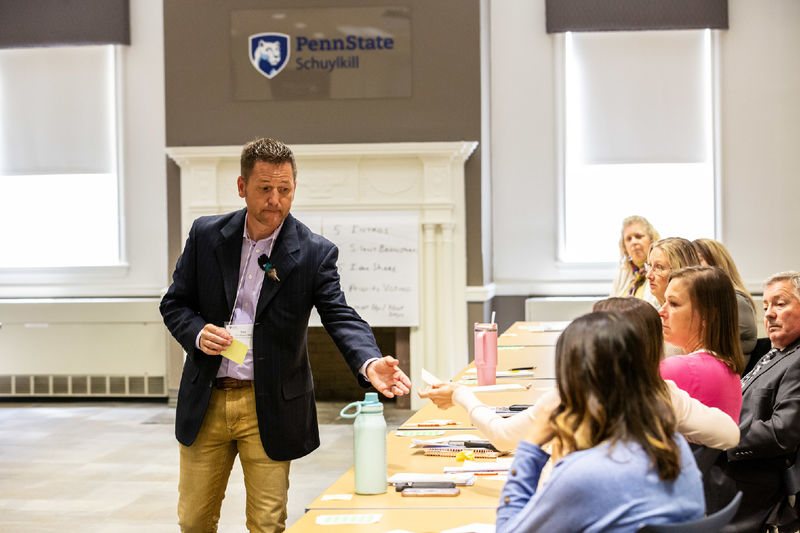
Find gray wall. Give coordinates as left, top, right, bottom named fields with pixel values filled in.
left=163, top=0, right=485, bottom=289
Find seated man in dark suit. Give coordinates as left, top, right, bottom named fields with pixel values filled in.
left=712, top=271, right=800, bottom=532
left=160, top=138, right=412, bottom=532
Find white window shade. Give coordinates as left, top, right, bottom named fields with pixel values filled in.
left=0, top=46, right=115, bottom=175
left=570, top=30, right=709, bottom=165
left=561, top=29, right=716, bottom=264
left=0, top=45, right=120, bottom=269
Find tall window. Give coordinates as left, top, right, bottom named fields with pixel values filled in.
left=560, top=30, right=716, bottom=264
left=0, top=45, right=120, bottom=268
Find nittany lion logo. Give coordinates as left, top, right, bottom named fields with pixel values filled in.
left=249, top=33, right=290, bottom=79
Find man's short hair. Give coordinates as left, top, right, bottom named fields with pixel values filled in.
left=240, top=138, right=297, bottom=181
left=764, top=271, right=800, bottom=300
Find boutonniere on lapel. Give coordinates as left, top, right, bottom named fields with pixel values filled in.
left=257, top=254, right=280, bottom=282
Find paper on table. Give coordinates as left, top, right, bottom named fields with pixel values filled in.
left=468, top=383, right=528, bottom=392
left=410, top=434, right=490, bottom=448
left=462, top=369, right=535, bottom=378
left=395, top=430, right=446, bottom=437
left=440, top=523, right=496, bottom=533
left=401, top=419, right=458, bottom=428
left=221, top=339, right=247, bottom=365
left=388, top=472, right=476, bottom=485
left=315, top=513, right=382, bottom=525
left=321, top=493, right=353, bottom=501
left=444, top=458, right=513, bottom=473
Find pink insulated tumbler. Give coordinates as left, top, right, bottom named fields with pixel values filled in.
left=474, top=322, right=498, bottom=386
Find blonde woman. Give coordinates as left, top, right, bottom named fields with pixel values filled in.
left=646, top=237, right=701, bottom=308
left=692, top=238, right=757, bottom=360
left=610, top=215, right=660, bottom=305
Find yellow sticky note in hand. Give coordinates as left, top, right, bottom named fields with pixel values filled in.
left=221, top=339, right=247, bottom=365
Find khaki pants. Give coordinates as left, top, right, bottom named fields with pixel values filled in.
left=178, top=385, right=291, bottom=533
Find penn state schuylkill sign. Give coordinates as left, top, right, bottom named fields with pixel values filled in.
left=231, top=7, right=411, bottom=100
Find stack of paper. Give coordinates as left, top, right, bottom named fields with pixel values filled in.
left=401, top=419, right=458, bottom=428
left=443, top=458, right=514, bottom=474
left=462, top=368, right=535, bottom=378
left=388, top=472, right=476, bottom=486
left=410, top=434, right=492, bottom=449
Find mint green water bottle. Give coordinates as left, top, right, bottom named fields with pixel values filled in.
left=340, top=392, right=387, bottom=494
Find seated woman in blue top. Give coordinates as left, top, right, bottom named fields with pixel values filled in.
left=496, top=311, right=705, bottom=533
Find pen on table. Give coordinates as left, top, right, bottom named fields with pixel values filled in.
left=448, top=440, right=498, bottom=451
left=510, top=366, right=534, bottom=371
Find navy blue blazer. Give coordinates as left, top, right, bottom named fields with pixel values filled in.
left=160, top=210, right=380, bottom=461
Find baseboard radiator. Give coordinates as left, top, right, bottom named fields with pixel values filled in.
left=0, top=374, right=165, bottom=397
left=0, top=298, right=169, bottom=398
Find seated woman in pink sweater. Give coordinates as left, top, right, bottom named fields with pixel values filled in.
left=659, top=266, right=745, bottom=422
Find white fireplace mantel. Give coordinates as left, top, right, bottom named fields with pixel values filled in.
left=166, top=141, right=478, bottom=409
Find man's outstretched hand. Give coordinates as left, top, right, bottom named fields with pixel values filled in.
left=366, top=356, right=412, bottom=398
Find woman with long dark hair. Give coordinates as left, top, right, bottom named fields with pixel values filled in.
left=659, top=266, right=745, bottom=421
left=496, top=312, right=704, bottom=532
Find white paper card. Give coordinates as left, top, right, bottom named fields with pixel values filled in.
left=421, top=368, right=443, bottom=386
left=321, top=493, right=353, bottom=501
left=315, top=513, right=382, bottom=525
left=225, top=323, right=253, bottom=348
left=440, top=523, right=496, bottom=533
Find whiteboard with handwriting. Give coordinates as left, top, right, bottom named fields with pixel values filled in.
left=298, top=212, right=419, bottom=327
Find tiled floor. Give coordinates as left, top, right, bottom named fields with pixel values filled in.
left=0, top=400, right=412, bottom=532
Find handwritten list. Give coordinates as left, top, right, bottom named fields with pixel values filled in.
left=299, top=213, right=419, bottom=327
left=323, top=215, right=419, bottom=326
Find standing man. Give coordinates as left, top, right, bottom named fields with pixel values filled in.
left=711, top=271, right=800, bottom=532
left=160, top=138, right=412, bottom=532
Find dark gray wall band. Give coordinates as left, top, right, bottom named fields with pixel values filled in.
left=546, top=0, right=728, bottom=33
left=0, top=0, right=130, bottom=48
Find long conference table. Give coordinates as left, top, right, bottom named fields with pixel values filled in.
left=287, top=321, right=564, bottom=532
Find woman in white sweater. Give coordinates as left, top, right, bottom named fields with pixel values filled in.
left=419, top=297, right=739, bottom=453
